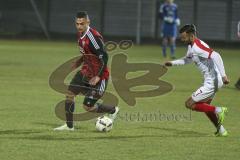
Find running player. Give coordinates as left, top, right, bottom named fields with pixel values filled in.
left=165, top=24, right=230, bottom=136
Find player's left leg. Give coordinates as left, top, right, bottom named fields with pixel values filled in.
left=54, top=72, right=90, bottom=131
left=82, top=79, right=119, bottom=121
left=185, top=86, right=228, bottom=136
left=204, top=99, right=218, bottom=128
left=203, top=98, right=227, bottom=136
left=161, top=24, right=170, bottom=58
left=185, top=97, right=228, bottom=136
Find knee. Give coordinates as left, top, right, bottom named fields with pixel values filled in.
left=66, top=90, right=75, bottom=101
left=185, top=101, right=193, bottom=109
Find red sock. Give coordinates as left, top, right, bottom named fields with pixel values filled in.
left=194, top=102, right=216, bottom=113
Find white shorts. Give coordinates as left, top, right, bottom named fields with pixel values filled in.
left=192, top=74, right=223, bottom=102
left=191, top=85, right=216, bottom=102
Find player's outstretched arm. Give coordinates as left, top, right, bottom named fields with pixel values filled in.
left=165, top=56, right=192, bottom=67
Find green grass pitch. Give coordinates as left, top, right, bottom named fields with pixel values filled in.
left=0, top=39, right=239, bottom=160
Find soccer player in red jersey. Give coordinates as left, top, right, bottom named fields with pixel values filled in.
left=165, top=24, right=230, bottom=136
left=54, top=11, right=119, bottom=131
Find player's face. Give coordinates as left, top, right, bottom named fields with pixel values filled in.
left=166, top=0, right=174, bottom=3
left=75, top=18, right=90, bottom=33
left=180, top=32, right=192, bottom=44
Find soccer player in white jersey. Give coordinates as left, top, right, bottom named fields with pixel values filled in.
left=165, top=24, right=230, bottom=137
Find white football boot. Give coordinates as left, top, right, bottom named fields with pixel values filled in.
left=53, top=124, right=74, bottom=131
left=108, top=107, right=120, bottom=121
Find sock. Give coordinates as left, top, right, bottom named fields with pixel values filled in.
left=96, top=103, right=115, bottom=114
left=170, top=43, right=176, bottom=57
left=204, top=99, right=219, bottom=128
left=205, top=112, right=219, bottom=128
left=193, top=102, right=216, bottom=113
left=65, top=100, right=75, bottom=128
left=219, top=125, right=226, bottom=134
left=214, top=107, right=222, bottom=114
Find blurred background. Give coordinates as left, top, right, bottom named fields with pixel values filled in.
left=0, top=0, right=239, bottom=44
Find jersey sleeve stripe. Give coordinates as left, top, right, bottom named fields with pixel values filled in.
left=87, top=31, right=100, bottom=49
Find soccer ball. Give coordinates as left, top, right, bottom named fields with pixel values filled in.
left=95, top=116, right=113, bottom=132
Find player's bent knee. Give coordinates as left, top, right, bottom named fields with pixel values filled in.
left=65, top=90, right=75, bottom=101
left=185, top=101, right=193, bottom=109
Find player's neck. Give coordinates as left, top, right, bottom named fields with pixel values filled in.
left=80, top=26, right=90, bottom=39
left=190, top=37, right=197, bottom=46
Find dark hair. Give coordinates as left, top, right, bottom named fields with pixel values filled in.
left=76, top=11, right=89, bottom=19
left=179, top=24, right=196, bottom=34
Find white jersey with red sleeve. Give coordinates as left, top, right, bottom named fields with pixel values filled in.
left=171, top=38, right=226, bottom=89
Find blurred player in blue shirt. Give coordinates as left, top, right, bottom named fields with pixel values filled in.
left=159, top=0, right=180, bottom=59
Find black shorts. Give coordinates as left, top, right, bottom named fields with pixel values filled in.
left=68, top=72, right=108, bottom=107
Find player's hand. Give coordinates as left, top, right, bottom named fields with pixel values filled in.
left=164, top=61, right=173, bottom=67
left=89, top=76, right=101, bottom=86
left=222, top=76, right=230, bottom=85
left=175, top=18, right=181, bottom=26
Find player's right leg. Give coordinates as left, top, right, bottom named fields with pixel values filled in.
left=169, top=37, right=176, bottom=59
left=54, top=72, right=86, bottom=131
left=161, top=24, right=169, bottom=58
left=162, top=37, right=168, bottom=58
left=54, top=90, right=76, bottom=131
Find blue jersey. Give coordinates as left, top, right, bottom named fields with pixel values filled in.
left=159, top=2, right=179, bottom=37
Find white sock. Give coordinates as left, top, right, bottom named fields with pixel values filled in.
left=215, top=107, right=222, bottom=114
left=219, top=125, right=226, bottom=134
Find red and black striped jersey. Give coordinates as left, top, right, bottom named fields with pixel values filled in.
left=77, top=27, right=109, bottom=80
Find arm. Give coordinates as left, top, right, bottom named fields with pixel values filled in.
left=172, top=57, right=192, bottom=66
left=89, top=36, right=108, bottom=77
left=165, top=56, right=192, bottom=66
left=88, top=34, right=108, bottom=85
left=211, top=52, right=230, bottom=84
